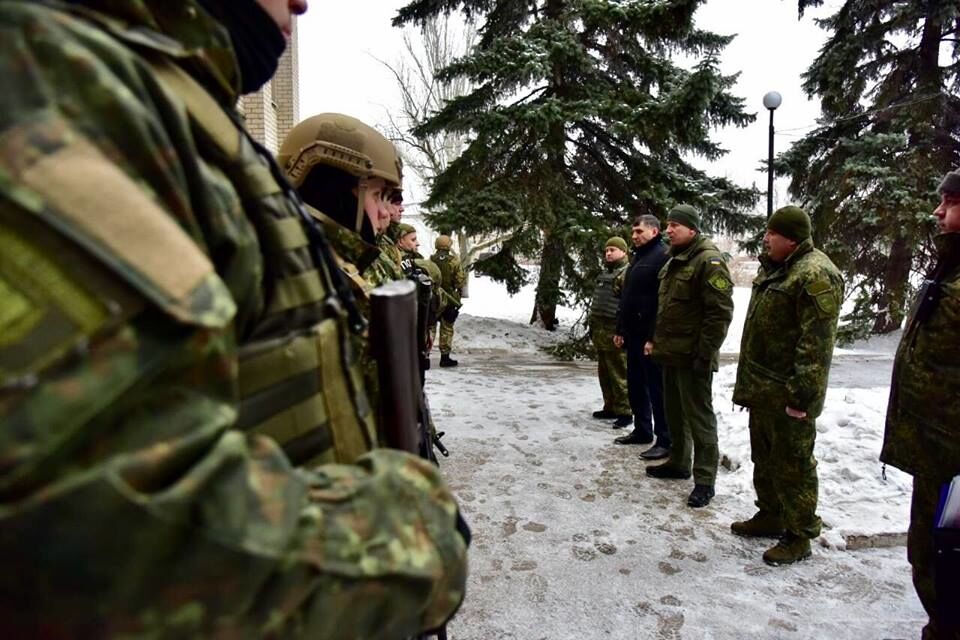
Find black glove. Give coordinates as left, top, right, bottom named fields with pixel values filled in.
left=441, top=304, right=460, bottom=324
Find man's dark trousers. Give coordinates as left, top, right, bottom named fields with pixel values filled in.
left=626, top=336, right=669, bottom=447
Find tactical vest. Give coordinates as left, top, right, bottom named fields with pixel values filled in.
left=148, top=59, right=377, bottom=466
left=590, top=264, right=626, bottom=322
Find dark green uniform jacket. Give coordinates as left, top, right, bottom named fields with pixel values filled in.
left=651, top=235, right=734, bottom=370
left=733, top=239, right=843, bottom=418
left=881, top=232, right=960, bottom=482
left=0, top=1, right=466, bottom=635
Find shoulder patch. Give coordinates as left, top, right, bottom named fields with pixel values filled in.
left=708, top=257, right=723, bottom=266
left=707, top=271, right=732, bottom=292
left=2, top=117, right=233, bottom=328
left=804, top=279, right=833, bottom=296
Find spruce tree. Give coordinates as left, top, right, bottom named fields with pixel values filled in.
left=782, top=0, right=960, bottom=340
left=394, top=0, right=758, bottom=328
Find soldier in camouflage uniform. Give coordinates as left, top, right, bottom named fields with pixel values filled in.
left=647, top=205, right=734, bottom=509
left=882, top=171, right=960, bottom=639
left=431, top=235, right=466, bottom=367
left=380, top=187, right=406, bottom=270
left=589, top=237, right=632, bottom=427
left=732, top=206, right=843, bottom=566
left=0, top=0, right=467, bottom=635
left=278, top=113, right=406, bottom=422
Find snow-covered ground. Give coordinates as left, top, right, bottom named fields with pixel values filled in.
left=426, top=274, right=921, bottom=639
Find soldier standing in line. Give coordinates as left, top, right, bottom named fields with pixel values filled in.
left=0, top=0, right=467, bottom=635
left=589, top=236, right=632, bottom=428
left=278, top=112, right=404, bottom=416
left=881, top=171, right=960, bottom=639
left=380, top=169, right=406, bottom=270
left=731, top=206, right=843, bottom=566
left=613, top=214, right=671, bottom=453
left=431, top=235, right=466, bottom=367
left=646, top=205, right=734, bottom=509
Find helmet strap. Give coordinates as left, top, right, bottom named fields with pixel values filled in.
left=355, top=177, right=369, bottom=234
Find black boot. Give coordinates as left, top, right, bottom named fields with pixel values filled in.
left=592, top=409, right=616, bottom=419
left=613, top=431, right=654, bottom=445
left=612, top=415, right=632, bottom=428
left=687, top=484, right=715, bottom=508
left=439, top=354, right=459, bottom=367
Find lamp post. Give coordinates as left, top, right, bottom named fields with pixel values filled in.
left=763, top=91, right=782, bottom=218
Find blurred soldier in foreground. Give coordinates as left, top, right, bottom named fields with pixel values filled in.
left=589, top=237, right=632, bottom=428
left=430, top=235, right=466, bottom=367
left=732, top=206, right=843, bottom=566
left=613, top=215, right=670, bottom=453
left=882, top=171, right=960, bottom=639
left=647, top=205, right=734, bottom=509
left=0, top=1, right=467, bottom=636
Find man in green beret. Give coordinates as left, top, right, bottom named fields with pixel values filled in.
left=590, top=237, right=632, bottom=426
left=646, top=205, right=734, bottom=509
left=732, top=205, right=843, bottom=566
left=881, top=170, right=960, bottom=637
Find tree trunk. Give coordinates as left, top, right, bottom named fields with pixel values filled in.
left=531, top=231, right=564, bottom=330
left=457, top=230, right=471, bottom=298
left=872, top=234, right=913, bottom=334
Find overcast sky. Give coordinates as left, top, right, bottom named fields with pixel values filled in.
left=297, top=0, right=839, bottom=211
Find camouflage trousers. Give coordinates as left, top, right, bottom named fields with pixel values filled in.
left=430, top=318, right=456, bottom=355
left=663, top=366, right=718, bottom=485
left=592, top=326, right=629, bottom=415
left=748, top=409, right=821, bottom=540
left=909, top=475, right=960, bottom=640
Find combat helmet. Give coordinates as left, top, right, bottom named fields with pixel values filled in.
left=279, top=113, right=402, bottom=231
left=435, top=235, right=453, bottom=250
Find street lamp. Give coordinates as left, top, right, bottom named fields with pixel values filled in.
left=763, top=91, right=782, bottom=218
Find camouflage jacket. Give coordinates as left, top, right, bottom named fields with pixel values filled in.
left=881, top=232, right=960, bottom=481
left=732, top=239, right=843, bottom=417
left=0, top=1, right=466, bottom=636
left=431, top=248, right=466, bottom=306
left=651, top=235, right=734, bottom=371
left=589, top=256, right=629, bottom=326
left=378, top=227, right=404, bottom=273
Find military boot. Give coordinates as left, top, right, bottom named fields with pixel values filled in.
left=762, top=533, right=812, bottom=566
left=731, top=512, right=785, bottom=538
left=439, top=354, right=459, bottom=367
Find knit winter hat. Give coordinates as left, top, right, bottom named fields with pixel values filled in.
left=605, top=236, right=629, bottom=252
left=767, top=205, right=812, bottom=242
left=396, top=223, right=416, bottom=238
left=435, top=234, right=453, bottom=250
left=667, top=204, right=700, bottom=231
left=938, top=170, right=960, bottom=196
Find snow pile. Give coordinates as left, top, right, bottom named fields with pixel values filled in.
left=453, top=314, right=567, bottom=354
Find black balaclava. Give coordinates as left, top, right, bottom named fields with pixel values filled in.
left=300, top=165, right=376, bottom=245
left=197, top=0, right=286, bottom=94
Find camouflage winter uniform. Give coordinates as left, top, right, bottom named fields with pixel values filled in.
left=430, top=247, right=466, bottom=355
left=882, top=231, right=960, bottom=639
left=589, top=255, right=631, bottom=416
left=733, top=238, right=843, bottom=541
left=0, top=1, right=467, bottom=635
left=651, top=235, right=734, bottom=485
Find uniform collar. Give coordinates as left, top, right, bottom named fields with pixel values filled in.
left=759, top=236, right=815, bottom=273
left=306, top=206, right=380, bottom=272
left=669, top=234, right=705, bottom=261
left=58, top=0, right=241, bottom=104
left=933, top=232, right=960, bottom=275
left=605, top=256, right=628, bottom=271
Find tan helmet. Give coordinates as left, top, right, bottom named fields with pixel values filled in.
left=278, top=113, right=402, bottom=188
left=435, top=235, right=453, bottom=250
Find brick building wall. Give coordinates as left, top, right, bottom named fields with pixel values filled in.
left=238, top=18, right=299, bottom=155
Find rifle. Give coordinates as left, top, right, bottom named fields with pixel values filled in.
left=369, top=281, right=451, bottom=640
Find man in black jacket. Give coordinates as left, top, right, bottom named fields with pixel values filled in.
left=613, top=214, right=671, bottom=457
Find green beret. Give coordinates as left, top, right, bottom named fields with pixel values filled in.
left=938, top=170, right=960, bottom=196
left=435, top=234, right=453, bottom=250
left=397, top=223, right=416, bottom=237
left=667, top=204, right=700, bottom=231
left=767, top=205, right=811, bottom=242
left=605, top=236, right=628, bottom=252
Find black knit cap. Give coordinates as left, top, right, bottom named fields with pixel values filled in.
left=938, top=170, right=960, bottom=196
left=767, top=205, right=812, bottom=242
left=666, top=204, right=700, bottom=231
